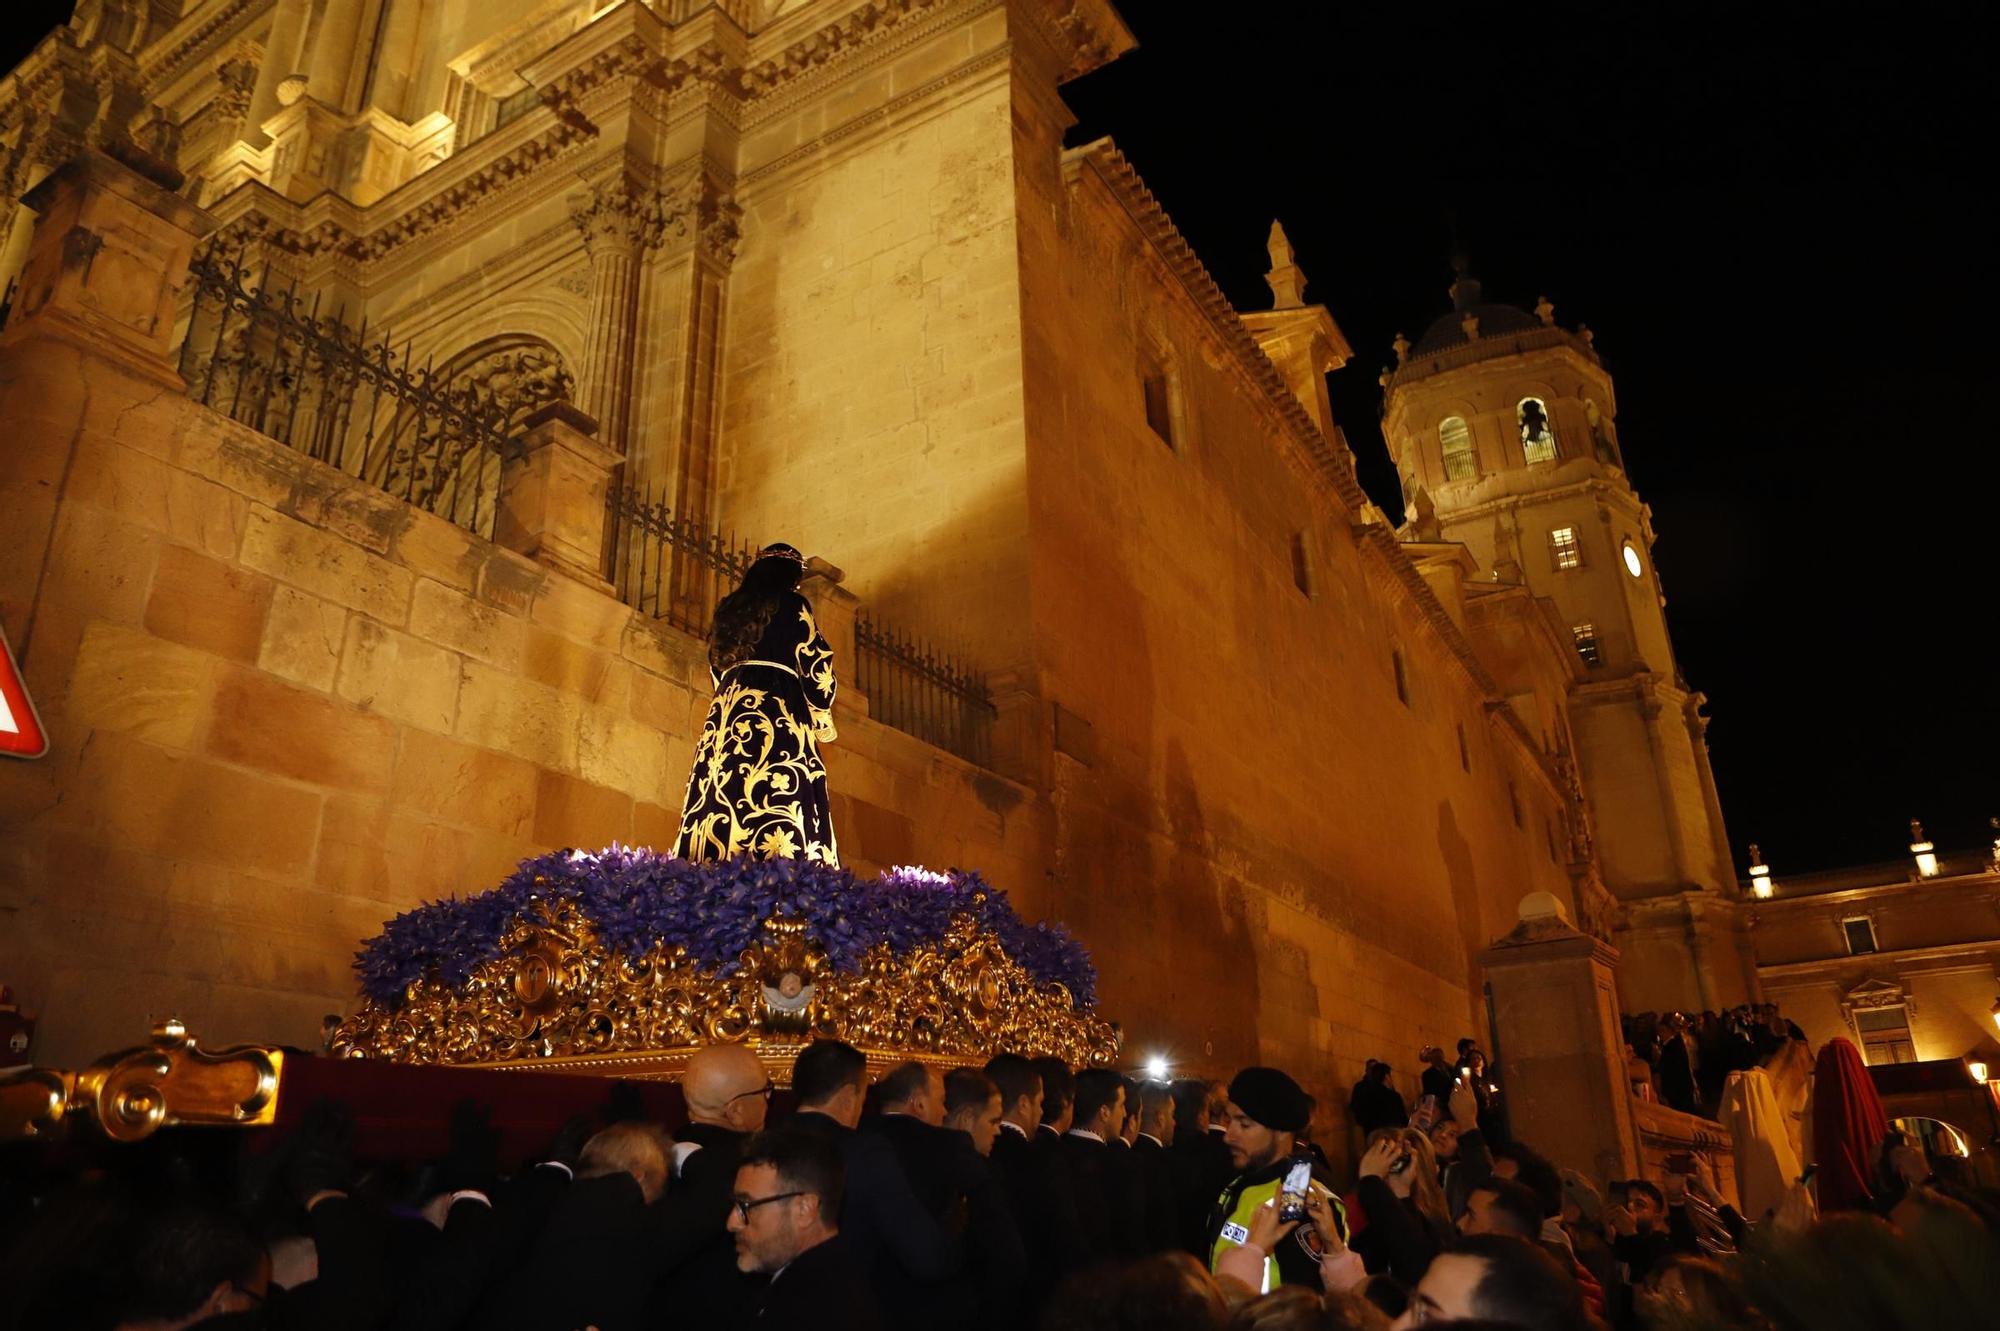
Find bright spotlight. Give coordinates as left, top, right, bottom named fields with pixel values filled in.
left=1145, top=1055, right=1169, bottom=1080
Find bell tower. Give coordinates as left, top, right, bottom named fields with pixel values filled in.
left=1381, top=264, right=1755, bottom=1010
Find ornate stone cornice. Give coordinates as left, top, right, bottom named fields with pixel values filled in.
left=136, top=0, right=262, bottom=95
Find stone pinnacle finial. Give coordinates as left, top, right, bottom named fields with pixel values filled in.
left=1535, top=294, right=1555, bottom=326
left=1265, top=220, right=1307, bottom=310
left=1392, top=331, right=1410, bottom=364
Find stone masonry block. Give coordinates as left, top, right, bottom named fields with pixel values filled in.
left=528, top=572, right=630, bottom=650
left=65, top=433, right=249, bottom=561
left=576, top=705, right=671, bottom=805
left=408, top=577, right=524, bottom=669
left=520, top=625, right=618, bottom=702
left=632, top=800, right=679, bottom=850
left=290, top=471, right=407, bottom=556
left=258, top=585, right=348, bottom=692
left=393, top=513, right=487, bottom=594
left=620, top=617, right=702, bottom=688
left=56, top=730, right=322, bottom=881
left=628, top=670, right=694, bottom=735
left=389, top=729, right=538, bottom=839
left=475, top=548, right=545, bottom=618
left=238, top=506, right=413, bottom=623
left=455, top=660, right=580, bottom=772
left=65, top=621, right=217, bottom=750
left=203, top=665, right=397, bottom=791
left=144, top=544, right=272, bottom=663
left=335, top=616, right=461, bottom=734
left=175, top=423, right=312, bottom=512
left=533, top=769, right=633, bottom=849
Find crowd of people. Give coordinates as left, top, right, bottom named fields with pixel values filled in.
left=1620, top=1005, right=1803, bottom=1120
left=2, top=1029, right=1997, bottom=1331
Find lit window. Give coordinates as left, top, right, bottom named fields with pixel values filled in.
left=1622, top=540, right=1643, bottom=578
left=1440, top=415, right=1476, bottom=481
left=1571, top=622, right=1602, bottom=668
left=1854, top=1005, right=1916, bottom=1065
left=1518, top=397, right=1557, bottom=464
left=1392, top=650, right=1409, bottom=706
left=1549, top=527, right=1581, bottom=570
left=1841, top=916, right=1878, bottom=955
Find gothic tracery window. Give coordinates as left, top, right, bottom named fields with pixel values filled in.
left=1518, top=397, right=1557, bottom=464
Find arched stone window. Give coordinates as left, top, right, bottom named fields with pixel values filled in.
left=1518, top=396, right=1557, bottom=464
left=1439, top=415, right=1476, bottom=481
left=369, top=333, right=573, bottom=536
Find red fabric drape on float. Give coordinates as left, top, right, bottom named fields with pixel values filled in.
left=1811, top=1037, right=1890, bottom=1214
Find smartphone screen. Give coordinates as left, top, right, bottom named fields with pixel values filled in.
left=1277, top=1157, right=1313, bottom=1222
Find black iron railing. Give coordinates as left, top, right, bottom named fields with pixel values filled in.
left=854, top=613, right=995, bottom=768
left=176, top=250, right=570, bottom=538
left=606, top=483, right=758, bottom=640
left=607, top=486, right=995, bottom=767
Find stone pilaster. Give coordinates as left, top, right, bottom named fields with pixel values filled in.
left=494, top=401, right=618, bottom=591
left=568, top=178, right=663, bottom=459
left=1479, top=894, right=1643, bottom=1185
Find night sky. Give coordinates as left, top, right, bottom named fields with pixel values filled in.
left=6, top=4, right=1990, bottom=873
left=1065, top=4, right=1991, bottom=876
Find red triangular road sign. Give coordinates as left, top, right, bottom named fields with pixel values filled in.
left=0, top=626, right=49, bottom=760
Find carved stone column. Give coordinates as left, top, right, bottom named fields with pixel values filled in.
left=568, top=179, right=662, bottom=460
left=649, top=169, right=740, bottom=618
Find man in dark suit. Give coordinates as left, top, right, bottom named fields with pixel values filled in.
left=783, top=1040, right=959, bottom=1308
left=656, top=1042, right=772, bottom=1323
left=862, top=1061, right=957, bottom=1216
left=728, top=1126, right=881, bottom=1330
left=1129, top=1080, right=1180, bottom=1254
left=1060, top=1068, right=1141, bottom=1262
left=1167, top=1078, right=1236, bottom=1257
left=986, top=1054, right=1082, bottom=1309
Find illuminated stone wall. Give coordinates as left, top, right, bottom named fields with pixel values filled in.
left=0, top=338, right=1041, bottom=1064
left=999, top=134, right=1586, bottom=1090
left=3, top=0, right=1652, bottom=1145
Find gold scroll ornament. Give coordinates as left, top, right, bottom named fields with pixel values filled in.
left=330, top=897, right=1119, bottom=1083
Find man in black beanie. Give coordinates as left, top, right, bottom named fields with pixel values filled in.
left=1204, top=1067, right=1348, bottom=1293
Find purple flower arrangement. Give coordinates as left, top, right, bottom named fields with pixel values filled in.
left=354, top=848, right=1099, bottom=1011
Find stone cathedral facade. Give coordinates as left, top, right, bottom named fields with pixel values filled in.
left=0, top=0, right=1751, bottom=1121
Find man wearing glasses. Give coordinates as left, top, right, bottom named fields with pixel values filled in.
left=657, top=1043, right=777, bottom=1323
left=728, top=1127, right=882, bottom=1328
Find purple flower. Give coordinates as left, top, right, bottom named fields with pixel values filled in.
left=353, top=851, right=1099, bottom=1010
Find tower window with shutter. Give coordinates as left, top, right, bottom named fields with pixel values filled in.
left=1549, top=526, right=1581, bottom=570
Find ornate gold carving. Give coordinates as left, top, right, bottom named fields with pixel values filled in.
left=0, top=1067, right=72, bottom=1143
left=69, top=1019, right=284, bottom=1143
left=331, top=898, right=1119, bottom=1077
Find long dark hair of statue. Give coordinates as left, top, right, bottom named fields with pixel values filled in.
left=708, top=544, right=805, bottom=673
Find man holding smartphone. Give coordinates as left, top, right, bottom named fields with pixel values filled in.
left=1205, top=1067, right=1349, bottom=1293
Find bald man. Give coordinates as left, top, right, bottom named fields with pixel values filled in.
left=655, top=1044, right=773, bottom=1323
